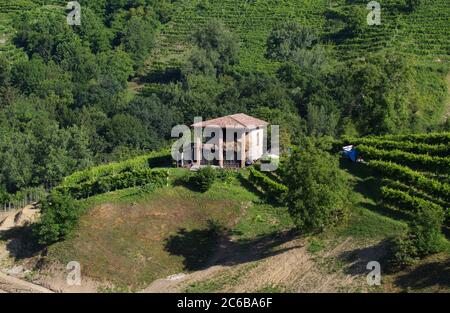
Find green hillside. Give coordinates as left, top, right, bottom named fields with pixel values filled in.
left=0, top=0, right=449, bottom=293
left=148, top=0, right=450, bottom=73
left=341, top=132, right=450, bottom=222
left=333, top=0, right=450, bottom=60
left=0, top=0, right=66, bottom=62
left=14, top=141, right=449, bottom=292
left=148, top=0, right=329, bottom=73
left=0, top=0, right=34, bottom=62
left=2, top=0, right=449, bottom=72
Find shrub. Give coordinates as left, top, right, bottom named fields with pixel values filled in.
left=390, top=204, right=445, bottom=268
left=284, top=141, right=351, bottom=233
left=390, top=232, right=419, bottom=268
left=410, top=205, right=445, bottom=256
left=190, top=166, right=217, bottom=192
left=33, top=191, right=82, bottom=245
left=138, top=182, right=160, bottom=196
left=266, top=22, right=317, bottom=61
left=215, top=170, right=236, bottom=185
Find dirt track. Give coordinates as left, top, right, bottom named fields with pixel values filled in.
left=142, top=233, right=386, bottom=293
left=0, top=205, right=40, bottom=231
left=0, top=205, right=53, bottom=293
left=0, top=271, right=53, bottom=293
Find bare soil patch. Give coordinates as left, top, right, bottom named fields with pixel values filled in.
left=143, top=235, right=437, bottom=293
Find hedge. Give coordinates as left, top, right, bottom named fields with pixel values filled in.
left=339, top=137, right=450, bottom=157
left=368, top=160, right=450, bottom=203
left=56, top=168, right=169, bottom=199
left=380, top=186, right=444, bottom=214
left=379, top=132, right=450, bottom=145
left=248, top=167, right=287, bottom=204
left=61, top=149, right=171, bottom=187
left=358, top=144, right=450, bottom=174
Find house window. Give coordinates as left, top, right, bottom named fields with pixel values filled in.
left=256, top=132, right=260, bottom=147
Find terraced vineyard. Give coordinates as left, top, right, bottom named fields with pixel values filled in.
left=1, top=1, right=449, bottom=71
left=148, top=0, right=330, bottom=73
left=57, top=150, right=171, bottom=199
left=0, top=0, right=34, bottom=62
left=247, top=165, right=287, bottom=205
left=341, top=133, right=450, bottom=225
left=0, top=0, right=65, bottom=62
left=333, top=0, right=450, bottom=60
left=394, top=0, right=450, bottom=58
left=149, top=0, right=450, bottom=73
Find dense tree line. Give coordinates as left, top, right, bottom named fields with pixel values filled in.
left=0, top=1, right=173, bottom=199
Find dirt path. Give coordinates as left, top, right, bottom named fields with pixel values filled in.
left=143, top=202, right=253, bottom=293
left=142, top=234, right=386, bottom=293
left=0, top=204, right=40, bottom=231
left=0, top=205, right=53, bottom=293
left=0, top=271, right=53, bottom=293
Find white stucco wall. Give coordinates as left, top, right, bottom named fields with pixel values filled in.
left=248, top=128, right=264, bottom=161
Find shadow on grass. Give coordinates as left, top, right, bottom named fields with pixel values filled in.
left=220, top=229, right=300, bottom=266
left=164, top=224, right=300, bottom=271
left=171, top=175, right=208, bottom=193
left=394, top=258, right=450, bottom=291
left=336, top=240, right=450, bottom=291
left=360, top=202, right=412, bottom=222
left=236, top=174, right=284, bottom=207
left=164, top=224, right=220, bottom=271
left=0, top=225, right=44, bottom=260
left=236, top=174, right=265, bottom=199
left=172, top=177, right=195, bottom=192
left=341, top=159, right=413, bottom=222
left=336, top=240, right=391, bottom=277
left=340, top=159, right=382, bottom=199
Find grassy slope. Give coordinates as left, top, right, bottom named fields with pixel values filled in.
left=44, top=162, right=450, bottom=292
left=148, top=0, right=450, bottom=73
left=181, top=162, right=450, bottom=293
left=336, top=161, right=450, bottom=293
left=48, top=168, right=261, bottom=289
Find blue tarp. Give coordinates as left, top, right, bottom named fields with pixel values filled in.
left=343, top=147, right=358, bottom=162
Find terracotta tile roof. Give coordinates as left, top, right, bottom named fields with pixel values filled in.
left=191, top=113, right=269, bottom=129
